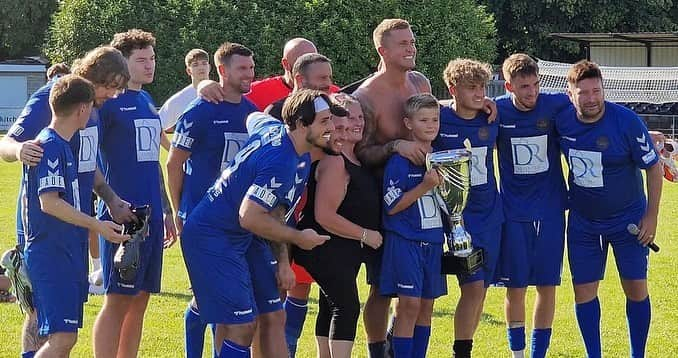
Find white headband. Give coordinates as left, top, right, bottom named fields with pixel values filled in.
left=313, top=96, right=330, bottom=113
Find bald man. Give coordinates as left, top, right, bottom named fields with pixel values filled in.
left=198, top=38, right=339, bottom=108
left=247, top=38, right=322, bottom=110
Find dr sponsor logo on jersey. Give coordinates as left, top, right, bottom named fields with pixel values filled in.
left=568, top=149, right=603, bottom=188
left=134, top=118, right=161, bottom=162
left=417, top=190, right=443, bottom=229
left=221, top=132, right=249, bottom=171
left=470, top=146, right=488, bottom=186
left=78, top=126, right=98, bottom=173
left=511, top=135, right=549, bottom=175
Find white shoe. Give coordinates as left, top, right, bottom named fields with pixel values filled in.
left=89, top=283, right=105, bottom=295
left=88, top=269, right=103, bottom=286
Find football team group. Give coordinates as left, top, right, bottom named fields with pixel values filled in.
left=0, top=17, right=663, bottom=358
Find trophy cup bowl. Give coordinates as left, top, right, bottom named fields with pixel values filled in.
left=426, top=149, right=484, bottom=275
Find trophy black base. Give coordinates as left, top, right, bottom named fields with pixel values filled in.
left=440, top=248, right=484, bottom=275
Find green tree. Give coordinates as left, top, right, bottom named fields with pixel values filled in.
left=46, top=0, right=496, bottom=102
left=0, top=0, right=58, bottom=59
left=483, top=0, right=678, bottom=62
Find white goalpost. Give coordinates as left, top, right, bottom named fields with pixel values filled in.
left=538, top=59, right=678, bottom=104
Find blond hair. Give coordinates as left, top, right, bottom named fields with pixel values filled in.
left=443, top=58, right=492, bottom=88
left=404, top=93, right=439, bottom=118
left=373, top=18, right=411, bottom=48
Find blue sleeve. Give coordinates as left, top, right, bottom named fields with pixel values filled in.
left=7, top=93, right=51, bottom=142
left=245, top=152, right=296, bottom=212
left=382, top=156, right=408, bottom=212
left=546, top=92, right=572, bottom=116
left=172, top=103, right=207, bottom=152
left=623, top=111, right=659, bottom=169
left=36, top=141, right=66, bottom=196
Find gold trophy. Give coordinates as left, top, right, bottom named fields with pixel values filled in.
left=426, top=149, right=484, bottom=275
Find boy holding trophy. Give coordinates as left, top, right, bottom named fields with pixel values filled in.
left=380, top=93, right=446, bottom=358
left=433, top=58, right=503, bottom=358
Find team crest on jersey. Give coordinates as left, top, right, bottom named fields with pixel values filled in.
left=596, top=136, right=609, bottom=151
left=478, top=127, right=490, bottom=141
left=536, top=118, right=549, bottom=131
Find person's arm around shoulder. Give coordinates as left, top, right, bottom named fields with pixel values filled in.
left=196, top=79, right=224, bottom=103
left=0, top=136, right=42, bottom=165
left=0, top=93, right=52, bottom=164
left=315, top=155, right=382, bottom=249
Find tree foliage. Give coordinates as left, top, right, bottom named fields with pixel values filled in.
left=0, top=0, right=58, bottom=59
left=483, top=0, right=678, bottom=62
left=45, top=0, right=496, bottom=102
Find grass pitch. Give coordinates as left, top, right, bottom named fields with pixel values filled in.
left=1, top=151, right=677, bottom=357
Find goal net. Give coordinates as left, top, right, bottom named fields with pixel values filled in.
left=538, top=59, right=678, bottom=104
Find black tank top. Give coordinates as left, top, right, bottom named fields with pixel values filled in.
left=298, top=154, right=381, bottom=237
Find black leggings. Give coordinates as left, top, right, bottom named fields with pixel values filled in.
left=297, top=238, right=364, bottom=341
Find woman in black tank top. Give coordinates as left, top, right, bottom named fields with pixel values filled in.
left=293, top=97, right=382, bottom=357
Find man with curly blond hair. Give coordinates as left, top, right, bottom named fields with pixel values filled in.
left=435, top=58, right=503, bottom=358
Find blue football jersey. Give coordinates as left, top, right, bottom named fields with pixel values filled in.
left=186, top=121, right=304, bottom=253
left=9, top=78, right=100, bottom=247
left=172, top=98, right=257, bottom=219
left=495, top=93, right=570, bottom=221
left=23, top=128, right=81, bottom=247
left=244, top=113, right=311, bottom=225
left=382, top=154, right=444, bottom=243
left=432, top=106, right=503, bottom=232
left=7, top=79, right=55, bottom=142
left=98, top=89, right=163, bottom=224
left=556, top=101, right=659, bottom=222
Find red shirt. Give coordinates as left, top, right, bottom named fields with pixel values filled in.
left=245, top=75, right=341, bottom=110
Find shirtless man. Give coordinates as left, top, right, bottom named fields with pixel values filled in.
left=352, top=18, right=431, bottom=358
left=354, top=19, right=496, bottom=358
left=354, top=19, right=432, bottom=169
